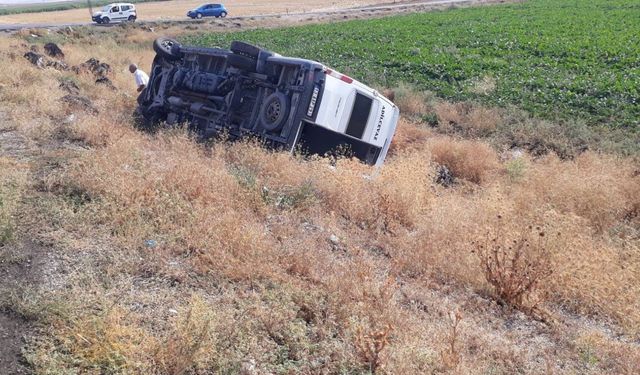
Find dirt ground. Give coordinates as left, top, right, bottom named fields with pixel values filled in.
left=0, top=0, right=394, bottom=25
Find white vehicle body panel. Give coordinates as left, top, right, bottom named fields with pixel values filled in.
left=92, top=2, right=136, bottom=23
left=313, top=70, right=400, bottom=166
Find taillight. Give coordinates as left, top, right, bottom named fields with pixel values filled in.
left=324, top=68, right=353, bottom=84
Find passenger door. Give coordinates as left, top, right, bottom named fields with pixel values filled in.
left=109, top=5, right=123, bottom=22
left=121, top=5, right=131, bottom=19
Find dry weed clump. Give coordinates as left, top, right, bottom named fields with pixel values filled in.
left=473, top=219, right=553, bottom=313
left=466, top=106, right=501, bottom=135
left=434, top=101, right=502, bottom=136
left=387, top=118, right=431, bottom=156
left=542, top=214, right=640, bottom=332
left=515, top=153, right=640, bottom=233
left=311, top=149, right=433, bottom=232
left=390, top=83, right=434, bottom=116
left=439, top=309, right=463, bottom=371
left=64, top=306, right=151, bottom=373
left=434, top=102, right=466, bottom=131
left=354, top=323, right=393, bottom=374
left=389, top=190, right=494, bottom=286
left=428, top=137, right=499, bottom=184
left=152, top=296, right=216, bottom=375
left=215, top=139, right=320, bottom=212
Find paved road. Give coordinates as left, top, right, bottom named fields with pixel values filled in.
left=0, top=0, right=482, bottom=32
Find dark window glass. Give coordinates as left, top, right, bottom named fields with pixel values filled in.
left=345, top=93, right=373, bottom=139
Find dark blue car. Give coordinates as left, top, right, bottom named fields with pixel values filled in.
left=187, top=3, right=228, bottom=19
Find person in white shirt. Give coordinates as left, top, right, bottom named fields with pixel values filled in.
left=129, top=64, right=149, bottom=92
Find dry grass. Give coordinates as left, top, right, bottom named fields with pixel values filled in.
left=392, top=83, right=434, bottom=117
left=469, top=75, right=497, bottom=95
left=428, top=137, right=499, bottom=184
left=433, top=101, right=503, bottom=136
left=474, top=219, right=553, bottom=313
left=1, top=31, right=639, bottom=375
left=0, top=158, right=27, bottom=245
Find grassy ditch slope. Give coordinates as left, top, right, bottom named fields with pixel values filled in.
left=189, top=0, right=640, bottom=130
left=0, top=0, right=638, bottom=374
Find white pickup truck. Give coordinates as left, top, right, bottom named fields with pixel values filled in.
left=137, top=38, right=399, bottom=166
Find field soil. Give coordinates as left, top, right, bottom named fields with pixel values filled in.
left=0, top=0, right=395, bottom=25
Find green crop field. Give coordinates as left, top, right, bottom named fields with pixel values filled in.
left=186, top=0, right=640, bottom=129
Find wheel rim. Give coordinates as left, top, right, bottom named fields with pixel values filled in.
left=266, top=100, right=281, bottom=123
left=197, top=13, right=202, bottom=18
left=161, top=40, right=174, bottom=53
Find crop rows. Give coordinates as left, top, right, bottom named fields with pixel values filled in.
left=187, top=0, right=640, bottom=129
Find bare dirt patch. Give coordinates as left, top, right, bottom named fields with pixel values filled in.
left=0, top=241, right=52, bottom=375
left=0, top=0, right=395, bottom=25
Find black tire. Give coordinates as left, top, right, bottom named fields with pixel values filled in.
left=101, top=17, right=110, bottom=24
left=230, top=41, right=261, bottom=59
left=196, top=13, right=203, bottom=19
left=128, top=15, right=136, bottom=22
left=220, top=11, right=227, bottom=18
left=153, top=37, right=182, bottom=60
left=227, top=54, right=256, bottom=72
left=259, top=92, right=290, bottom=132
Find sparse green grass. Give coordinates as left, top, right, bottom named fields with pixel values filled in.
left=0, top=161, right=25, bottom=246
left=187, top=0, right=640, bottom=130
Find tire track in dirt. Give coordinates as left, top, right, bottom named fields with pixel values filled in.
left=0, top=112, right=44, bottom=375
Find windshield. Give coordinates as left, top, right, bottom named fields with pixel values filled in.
left=101, top=5, right=111, bottom=12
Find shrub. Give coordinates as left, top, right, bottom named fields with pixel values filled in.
left=387, top=118, right=430, bottom=156
left=392, top=83, right=433, bottom=116
left=153, top=296, right=215, bottom=375
left=434, top=102, right=465, bottom=132
left=429, top=137, right=498, bottom=184
left=505, top=157, right=527, bottom=181
left=465, top=107, right=501, bottom=136
left=518, top=153, right=640, bottom=233
left=440, top=309, right=463, bottom=371
left=473, top=219, right=553, bottom=313
left=354, top=323, right=393, bottom=374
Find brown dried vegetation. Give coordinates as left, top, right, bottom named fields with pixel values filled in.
left=474, top=221, right=553, bottom=313
left=1, top=31, right=639, bottom=375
